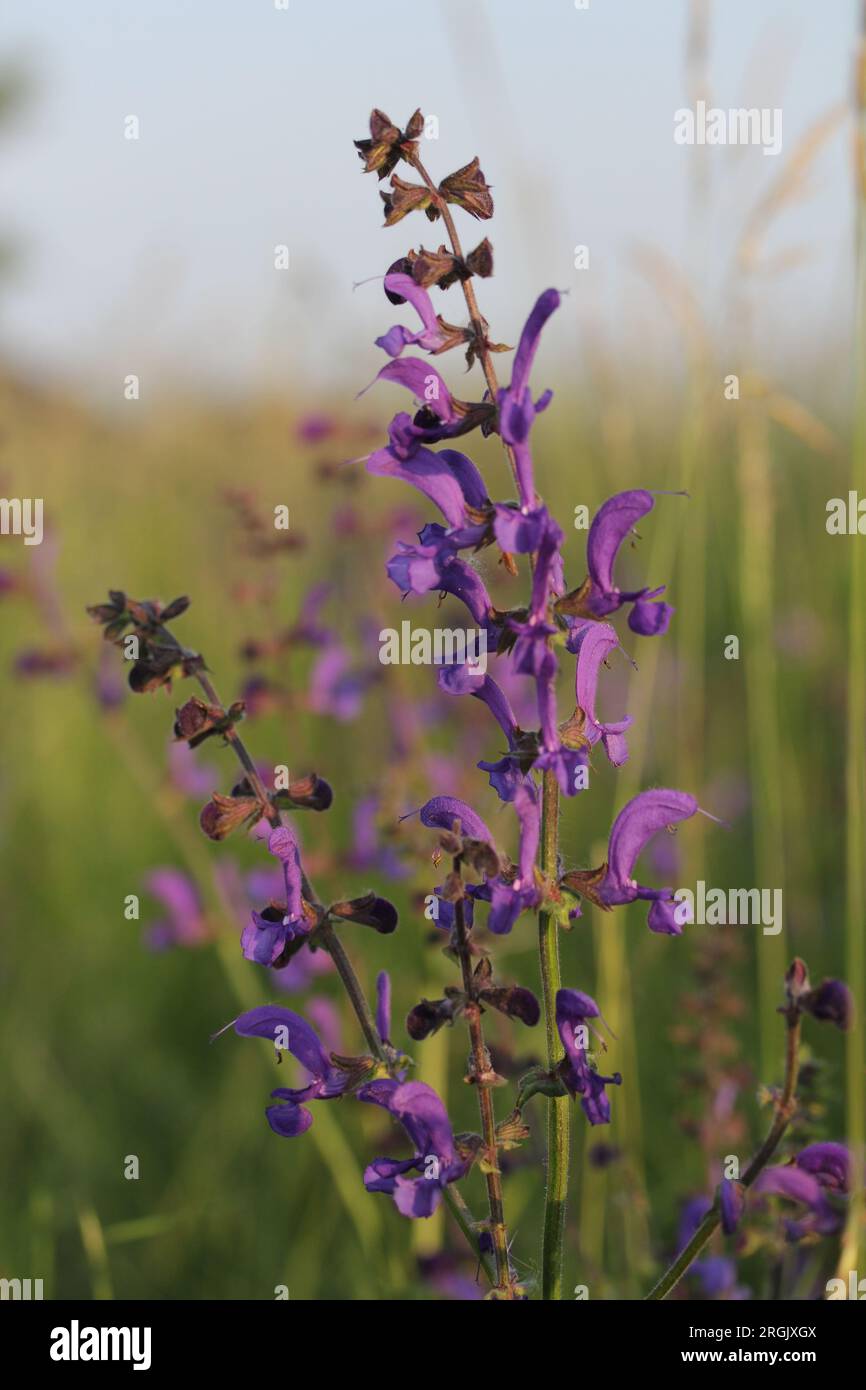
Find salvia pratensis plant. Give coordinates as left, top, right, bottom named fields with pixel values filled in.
left=86, top=108, right=856, bottom=1301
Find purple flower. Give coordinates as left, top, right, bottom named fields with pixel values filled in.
left=376, top=272, right=446, bottom=357
left=241, top=824, right=311, bottom=966
left=346, top=794, right=411, bottom=878
left=387, top=543, right=497, bottom=634
left=719, top=1177, right=746, bottom=1235
left=438, top=663, right=528, bottom=802
left=366, top=431, right=487, bottom=531
left=143, top=868, right=208, bottom=950
left=497, top=289, right=560, bottom=509
left=233, top=1005, right=348, bottom=1137
left=567, top=620, right=632, bottom=765
left=555, top=988, right=622, bottom=1125
left=297, top=413, right=337, bottom=444
left=483, top=781, right=542, bottom=934
left=292, top=581, right=334, bottom=646
left=365, top=357, right=458, bottom=423
left=677, top=1198, right=748, bottom=1299
left=167, top=739, right=217, bottom=799
left=564, top=788, right=698, bottom=934
left=752, top=1156, right=842, bottom=1240
left=308, top=640, right=375, bottom=721
left=417, top=794, right=494, bottom=843
left=581, top=490, right=674, bottom=636
left=358, top=1079, right=469, bottom=1217
left=739, top=1143, right=850, bottom=1242
left=416, top=794, right=537, bottom=935
left=532, top=646, right=588, bottom=797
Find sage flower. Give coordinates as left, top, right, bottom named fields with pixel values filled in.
left=562, top=788, right=699, bottom=934
left=241, top=824, right=311, bottom=967
left=555, top=988, right=622, bottom=1125
left=233, top=1005, right=349, bottom=1137
left=577, top=490, right=674, bottom=636
left=567, top=619, right=632, bottom=765
left=358, top=1078, right=469, bottom=1217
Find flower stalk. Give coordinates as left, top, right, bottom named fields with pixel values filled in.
left=537, top=769, right=570, bottom=1300
left=452, top=875, right=517, bottom=1298
left=645, top=1010, right=802, bottom=1300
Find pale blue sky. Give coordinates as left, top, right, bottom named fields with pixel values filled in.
left=0, top=0, right=857, bottom=399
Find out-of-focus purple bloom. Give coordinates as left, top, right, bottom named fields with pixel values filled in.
left=565, top=788, right=698, bottom=934
left=567, top=620, right=632, bottom=766
left=795, top=1141, right=849, bottom=1193
left=376, top=272, right=446, bottom=356
left=376, top=970, right=392, bottom=1043
left=297, top=413, right=337, bottom=444
left=346, top=794, right=411, bottom=878
left=308, top=640, right=375, bottom=721
left=233, top=1005, right=348, bottom=1137
left=293, top=581, right=334, bottom=646
left=750, top=1142, right=850, bottom=1240
left=752, top=1166, right=836, bottom=1240
left=418, top=1252, right=483, bottom=1301
left=306, top=997, right=342, bottom=1055
left=581, top=490, right=674, bottom=636
left=271, top=947, right=333, bottom=994
left=678, top=1198, right=748, bottom=1299
left=555, top=988, right=622, bottom=1125
left=95, top=646, right=126, bottom=709
left=496, top=289, right=560, bottom=509
left=241, top=824, right=311, bottom=966
left=167, top=739, right=218, bottom=799
left=144, top=868, right=209, bottom=950
left=719, top=1178, right=746, bottom=1235
left=358, top=1078, right=469, bottom=1217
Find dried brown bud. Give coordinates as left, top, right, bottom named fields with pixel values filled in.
left=479, top=985, right=541, bottom=1027
left=438, top=158, right=494, bottom=221
left=380, top=175, right=437, bottom=227
left=354, top=108, right=424, bottom=178
left=406, top=995, right=461, bottom=1041
left=199, top=792, right=261, bottom=841
left=465, top=237, right=494, bottom=278
left=328, top=893, right=398, bottom=934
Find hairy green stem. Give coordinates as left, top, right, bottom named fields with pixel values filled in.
left=538, top=768, right=570, bottom=1300
left=318, top=918, right=386, bottom=1062
left=442, top=1186, right=496, bottom=1287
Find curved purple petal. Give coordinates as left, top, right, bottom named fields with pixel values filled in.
left=587, top=490, right=655, bottom=600
left=417, top=795, right=494, bottom=844
left=233, top=1004, right=331, bottom=1081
